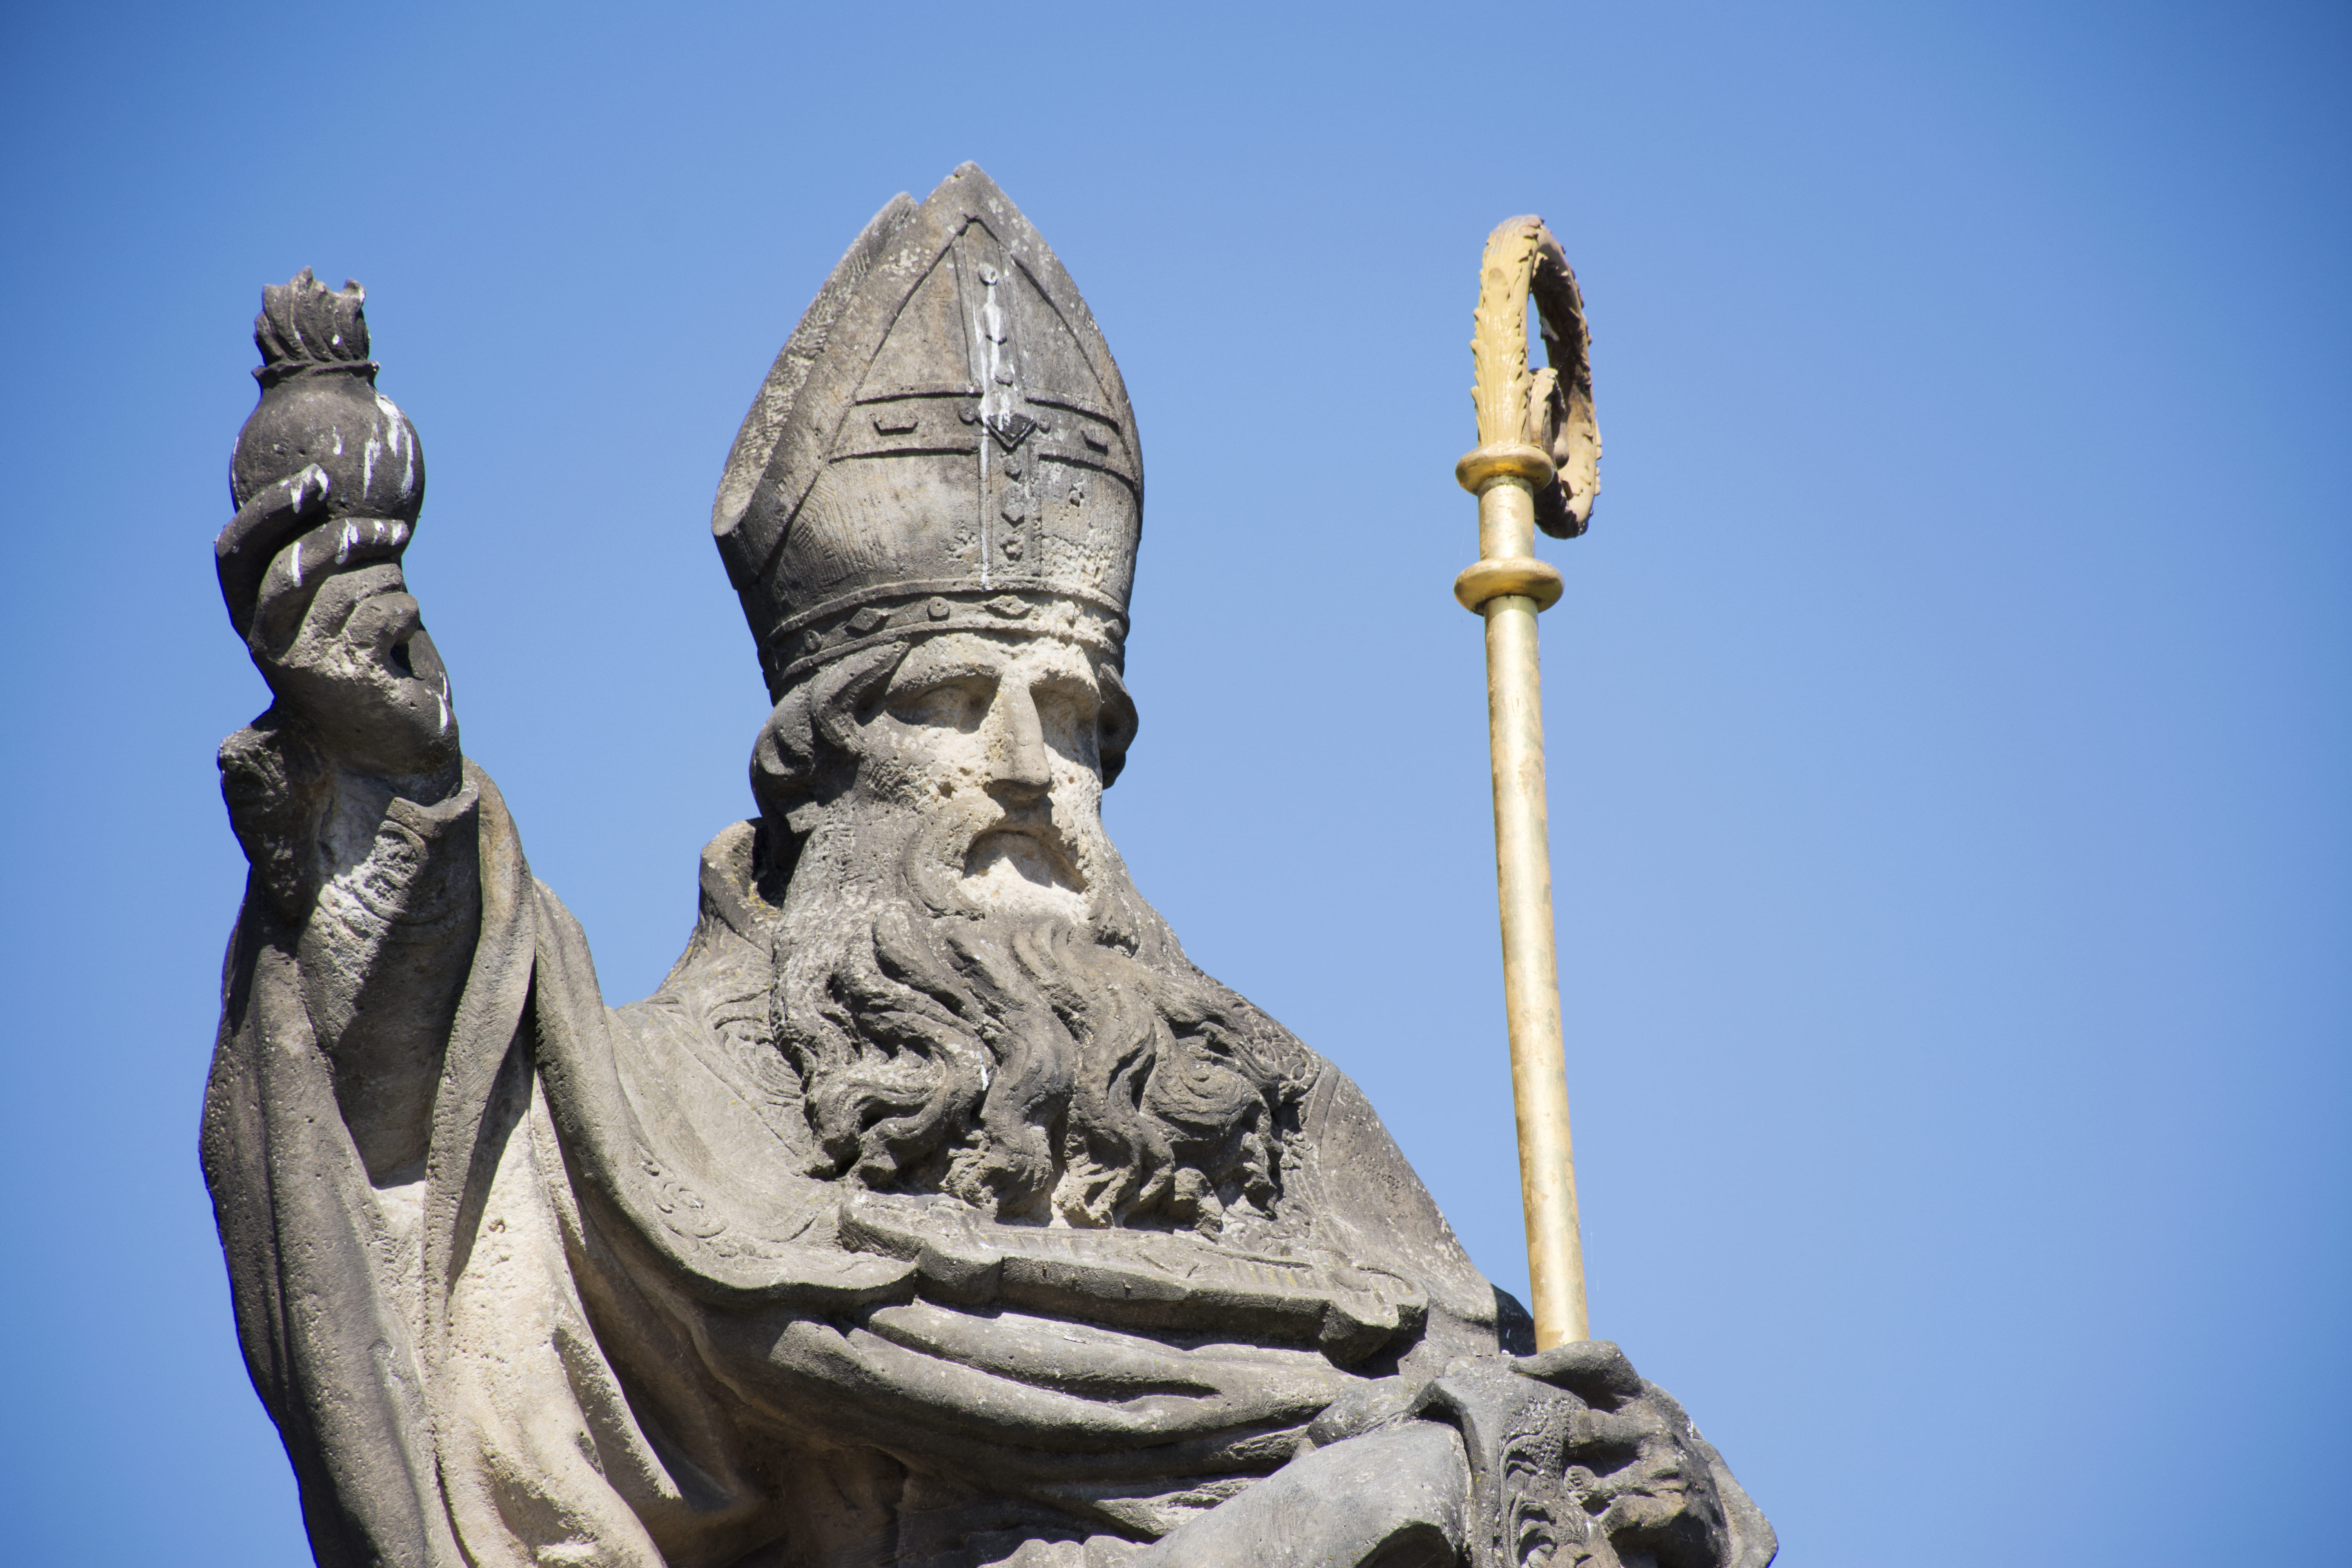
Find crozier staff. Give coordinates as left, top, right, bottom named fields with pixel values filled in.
left=1452, top=216, right=1604, bottom=1350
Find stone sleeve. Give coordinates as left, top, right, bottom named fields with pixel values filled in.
left=220, top=714, right=483, bottom=1183
left=204, top=730, right=532, bottom=1568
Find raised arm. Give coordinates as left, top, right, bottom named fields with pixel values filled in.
left=214, top=270, right=480, bottom=1183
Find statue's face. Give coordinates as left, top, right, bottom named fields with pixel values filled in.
left=852, top=631, right=1113, bottom=921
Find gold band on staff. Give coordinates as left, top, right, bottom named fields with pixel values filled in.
left=1455, top=216, right=1596, bottom=1351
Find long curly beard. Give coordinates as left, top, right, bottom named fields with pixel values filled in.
left=770, top=804, right=1312, bottom=1234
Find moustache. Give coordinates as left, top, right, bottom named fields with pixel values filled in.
left=893, top=792, right=1095, bottom=921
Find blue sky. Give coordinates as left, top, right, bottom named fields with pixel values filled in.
left=1, top=3, right=2345, bottom=1563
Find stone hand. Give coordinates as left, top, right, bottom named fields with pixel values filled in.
left=1515, top=1340, right=1768, bottom=1568
left=215, top=465, right=459, bottom=781
left=1407, top=1339, right=1773, bottom=1568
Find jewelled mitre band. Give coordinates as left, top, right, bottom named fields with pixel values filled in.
left=713, top=164, right=1144, bottom=705
left=760, top=577, right=1128, bottom=692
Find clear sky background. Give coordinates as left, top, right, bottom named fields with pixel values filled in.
left=2, top=3, right=2345, bottom=1563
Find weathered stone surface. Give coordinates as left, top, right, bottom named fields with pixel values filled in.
left=205, top=163, right=1774, bottom=1568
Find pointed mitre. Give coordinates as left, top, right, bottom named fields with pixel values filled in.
left=714, top=164, right=1143, bottom=702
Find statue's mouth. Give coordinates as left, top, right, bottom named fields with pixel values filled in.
left=964, top=821, right=1087, bottom=899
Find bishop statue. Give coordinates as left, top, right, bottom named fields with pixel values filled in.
left=204, top=164, right=1775, bottom=1568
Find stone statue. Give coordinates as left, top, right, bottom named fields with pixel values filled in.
left=205, top=164, right=1775, bottom=1568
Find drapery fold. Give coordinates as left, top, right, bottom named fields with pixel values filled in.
left=205, top=895, right=470, bottom=1568
left=204, top=762, right=1619, bottom=1568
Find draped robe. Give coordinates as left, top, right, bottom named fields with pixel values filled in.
left=203, top=755, right=1537, bottom=1568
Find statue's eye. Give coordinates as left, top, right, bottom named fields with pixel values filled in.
left=892, top=677, right=989, bottom=731
left=1032, top=682, right=1100, bottom=757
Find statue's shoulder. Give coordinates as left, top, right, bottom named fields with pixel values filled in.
left=693, top=818, right=788, bottom=946
left=603, top=820, right=812, bottom=1167
left=609, top=818, right=786, bottom=1025
left=1289, top=1060, right=1525, bottom=1349
left=615, top=818, right=785, bottom=1017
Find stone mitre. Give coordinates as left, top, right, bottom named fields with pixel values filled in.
left=714, top=163, right=1141, bottom=704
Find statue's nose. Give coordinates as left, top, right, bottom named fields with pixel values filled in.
left=987, top=681, right=1053, bottom=801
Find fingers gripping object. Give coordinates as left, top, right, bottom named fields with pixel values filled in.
left=216, top=270, right=426, bottom=638
left=214, top=272, right=456, bottom=779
